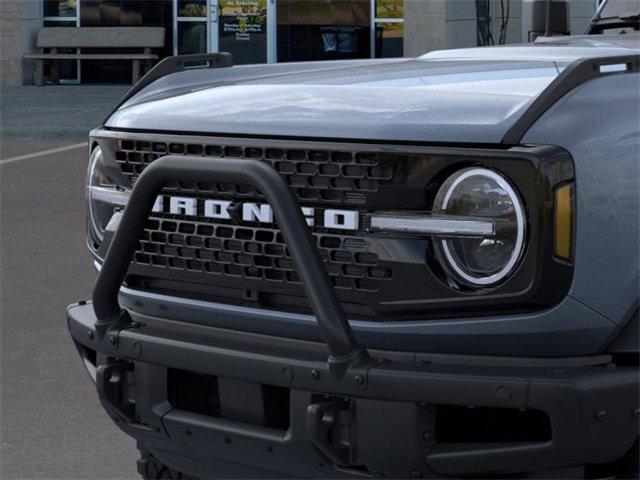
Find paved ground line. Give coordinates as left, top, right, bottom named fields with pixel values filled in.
left=0, top=142, right=87, bottom=165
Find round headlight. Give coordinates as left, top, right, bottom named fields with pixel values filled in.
left=432, top=168, right=526, bottom=287
left=87, top=146, right=129, bottom=243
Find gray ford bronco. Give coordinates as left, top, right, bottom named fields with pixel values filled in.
left=68, top=1, right=640, bottom=478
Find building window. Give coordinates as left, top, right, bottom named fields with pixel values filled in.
left=42, top=0, right=80, bottom=82
left=43, top=0, right=77, bottom=18
left=375, top=0, right=403, bottom=19
left=372, top=0, right=403, bottom=58
left=177, top=21, right=207, bottom=54
left=79, top=0, right=172, bottom=83
left=375, top=21, right=403, bottom=57
left=175, top=0, right=207, bottom=55
left=277, top=0, right=371, bottom=62
left=178, top=0, right=207, bottom=17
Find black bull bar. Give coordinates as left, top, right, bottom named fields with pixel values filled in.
left=92, top=154, right=368, bottom=377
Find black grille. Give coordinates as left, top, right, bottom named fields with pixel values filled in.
left=116, top=140, right=394, bottom=205
left=135, top=217, right=392, bottom=293
left=115, top=138, right=396, bottom=309
left=97, top=135, right=574, bottom=319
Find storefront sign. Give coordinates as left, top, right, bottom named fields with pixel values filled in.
left=220, top=0, right=267, bottom=42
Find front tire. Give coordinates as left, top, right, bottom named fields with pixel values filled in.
left=616, top=440, right=639, bottom=480
left=137, top=446, right=194, bottom=480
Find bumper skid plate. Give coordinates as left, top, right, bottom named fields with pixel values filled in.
left=69, top=302, right=638, bottom=478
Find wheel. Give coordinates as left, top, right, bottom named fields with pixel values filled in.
left=137, top=445, right=195, bottom=479
left=586, top=440, right=639, bottom=480
left=616, top=440, right=639, bottom=480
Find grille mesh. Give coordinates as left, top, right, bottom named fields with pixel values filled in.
left=114, top=139, right=396, bottom=296
left=116, top=140, right=394, bottom=205
left=135, top=217, right=392, bottom=293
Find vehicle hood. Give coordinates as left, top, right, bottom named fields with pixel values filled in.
left=106, top=36, right=638, bottom=144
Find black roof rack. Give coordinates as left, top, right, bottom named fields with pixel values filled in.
left=106, top=52, right=233, bottom=121
left=502, top=54, right=639, bottom=145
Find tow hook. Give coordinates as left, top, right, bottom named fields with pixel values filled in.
left=307, top=399, right=359, bottom=467
left=96, top=362, right=136, bottom=425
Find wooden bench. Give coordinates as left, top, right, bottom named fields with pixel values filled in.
left=23, top=27, right=165, bottom=86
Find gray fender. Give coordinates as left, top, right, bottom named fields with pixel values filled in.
left=523, top=71, right=640, bottom=335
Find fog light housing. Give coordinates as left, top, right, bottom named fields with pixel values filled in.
left=433, top=168, right=526, bottom=287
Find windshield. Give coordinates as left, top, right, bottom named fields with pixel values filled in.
left=596, top=0, right=640, bottom=19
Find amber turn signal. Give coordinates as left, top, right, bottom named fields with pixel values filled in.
left=554, top=183, right=574, bottom=261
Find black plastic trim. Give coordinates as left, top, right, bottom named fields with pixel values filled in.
left=502, top=54, right=640, bottom=145
left=103, top=126, right=514, bottom=150
left=68, top=302, right=639, bottom=477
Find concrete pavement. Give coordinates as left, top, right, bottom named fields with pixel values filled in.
left=1, top=86, right=138, bottom=479
left=1, top=85, right=129, bottom=154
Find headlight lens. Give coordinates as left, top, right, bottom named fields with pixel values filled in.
left=433, top=168, right=526, bottom=287
left=87, top=146, right=129, bottom=243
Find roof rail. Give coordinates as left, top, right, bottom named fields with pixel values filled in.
left=106, top=52, right=233, bottom=121
left=502, top=54, right=639, bottom=145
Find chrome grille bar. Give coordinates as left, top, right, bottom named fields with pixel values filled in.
left=369, top=214, right=495, bottom=238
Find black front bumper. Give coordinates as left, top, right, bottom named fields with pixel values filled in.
left=68, top=302, right=638, bottom=478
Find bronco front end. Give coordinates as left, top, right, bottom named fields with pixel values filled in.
left=69, top=29, right=639, bottom=479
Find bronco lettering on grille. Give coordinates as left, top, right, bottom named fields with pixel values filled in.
left=151, top=196, right=360, bottom=231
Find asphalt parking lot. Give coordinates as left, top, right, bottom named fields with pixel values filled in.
left=1, top=86, right=139, bottom=479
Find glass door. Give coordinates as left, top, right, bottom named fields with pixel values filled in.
left=174, top=0, right=275, bottom=63
left=218, top=0, right=272, bottom=64
left=371, top=0, right=404, bottom=58
left=175, top=0, right=209, bottom=54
